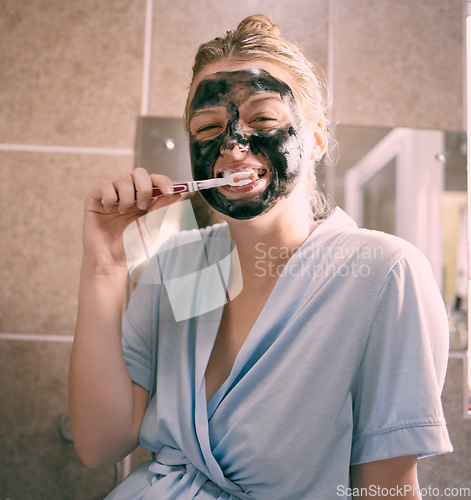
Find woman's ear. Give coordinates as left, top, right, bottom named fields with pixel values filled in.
left=310, top=123, right=327, bottom=161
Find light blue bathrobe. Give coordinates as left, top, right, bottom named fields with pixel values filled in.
left=106, top=208, right=452, bottom=499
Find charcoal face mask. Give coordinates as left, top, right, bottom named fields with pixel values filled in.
left=188, top=68, right=305, bottom=220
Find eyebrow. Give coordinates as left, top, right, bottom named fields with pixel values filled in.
left=232, top=93, right=284, bottom=106
left=243, top=94, right=284, bottom=106
left=190, top=94, right=284, bottom=117
left=189, top=107, right=225, bottom=120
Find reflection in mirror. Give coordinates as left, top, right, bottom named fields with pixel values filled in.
left=340, top=127, right=445, bottom=286
left=335, top=125, right=468, bottom=412
left=363, top=158, right=395, bottom=235
left=442, top=132, right=468, bottom=353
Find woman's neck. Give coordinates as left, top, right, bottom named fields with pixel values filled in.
left=223, top=195, right=316, bottom=281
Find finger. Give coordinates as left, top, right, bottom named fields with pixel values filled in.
left=97, top=179, right=119, bottom=213
left=113, top=175, right=136, bottom=214
left=132, top=168, right=153, bottom=210
left=150, top=174, right=175, bottom=197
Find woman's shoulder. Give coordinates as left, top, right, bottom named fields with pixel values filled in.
left=324, top=207, right=421, bottom=250
left=314, top=208, right=430, bottom=274
left=354, top=227, right=421, bottom=260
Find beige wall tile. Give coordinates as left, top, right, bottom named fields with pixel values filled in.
left=149, top=0, right=329, bottom=118
left=0, top=0, right=146, bottom=148
left=332, top=0, right=464, bottom=131
left=0, top=151, right=132, bottom=334
left=0, top=339, right=117, bottom=499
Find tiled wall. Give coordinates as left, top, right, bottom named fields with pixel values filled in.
left=0, top=0, right=146, bottom=497
left=0, top=1, right=468, bottom=498
left=332, top=0, right=465, bottom=131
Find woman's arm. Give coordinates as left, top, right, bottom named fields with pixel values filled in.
left=69, top=262, right=148, bottom=468
left=68, top=169, right=179, bottom=468
left=350, top=455, right=421, bottom=499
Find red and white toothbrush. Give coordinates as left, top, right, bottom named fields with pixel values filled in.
left=148, top=170, right=258, bottom=199
left=101, top=171, right=258, bottom=206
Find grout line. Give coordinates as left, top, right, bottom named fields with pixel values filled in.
left=1, top=2, right=154, bottom=158
left=141, top=0, right=154, bottom=116
left=0, top=332, right=74, bottom=342
left=0, top=143, right=134, bottom=156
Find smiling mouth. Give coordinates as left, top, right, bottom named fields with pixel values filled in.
left=214, top=166, right=270, bottom=198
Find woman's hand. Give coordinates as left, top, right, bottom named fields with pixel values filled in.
left=82, top=168, right=181, bottom=270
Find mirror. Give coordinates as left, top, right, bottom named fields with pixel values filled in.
left=135, top=115, right=470, bottom=414
left=332, top=125, right=469, bottom=415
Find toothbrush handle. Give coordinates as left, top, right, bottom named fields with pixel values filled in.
left=100, top=182, right=195, bottom=206
left=151, top=183, right=191, bottom=198
left=150, top=179, right=222, bottom=199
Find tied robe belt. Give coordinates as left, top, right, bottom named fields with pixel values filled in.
left=148, top=447, right=252, bottom=499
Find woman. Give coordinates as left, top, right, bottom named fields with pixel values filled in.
left=69, top=15, right=452, bottom=499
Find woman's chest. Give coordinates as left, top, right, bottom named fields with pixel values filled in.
left=204, top=288, right=271, bottom=402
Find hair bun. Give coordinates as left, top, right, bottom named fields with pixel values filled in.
left=236, top=14, right=281, bottom=37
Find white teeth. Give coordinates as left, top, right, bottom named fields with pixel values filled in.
left=220, top=168, right=264, bottom=179
left=221, top=168, right=254, bottom=178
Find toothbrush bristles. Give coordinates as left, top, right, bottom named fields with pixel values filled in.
left=233, top=172, right=258, bottom=184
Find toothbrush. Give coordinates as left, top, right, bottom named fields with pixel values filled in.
left=101, top=171, right=258, bottom=206
left=149, top=171, right=257, bottom=199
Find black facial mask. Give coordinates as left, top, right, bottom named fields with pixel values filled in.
left=188, top=68, right=305, bottom=220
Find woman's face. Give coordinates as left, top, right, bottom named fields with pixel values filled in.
left=187, top=60, right=313, bottom=220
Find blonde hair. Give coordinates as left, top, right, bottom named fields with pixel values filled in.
left=185, top=14, right=333, bottom=219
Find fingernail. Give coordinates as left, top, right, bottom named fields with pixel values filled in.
left=162, top=184, right=174, bottom=195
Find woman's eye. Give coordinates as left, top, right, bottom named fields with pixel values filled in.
left=192, top=123, right=224, bottom=139
left=250, top=116, right=277, bottom=127
left=197, top=124, right=220, bottom=133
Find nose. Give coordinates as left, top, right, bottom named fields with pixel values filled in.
left=220, top=118, right=250, bottom=156
left=220, top=143, right=250, bottom=160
